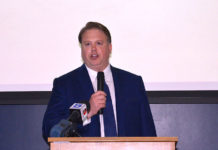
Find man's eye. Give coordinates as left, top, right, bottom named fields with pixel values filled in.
left=84, top=43, right=90, bottom=46
left=97, top=42, right=103, bottom=45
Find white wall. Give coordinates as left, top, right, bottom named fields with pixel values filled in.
left=1, top=0, right=218, bottom=91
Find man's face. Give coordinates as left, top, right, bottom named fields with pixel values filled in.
left=81, top=29, right=112, bottom=71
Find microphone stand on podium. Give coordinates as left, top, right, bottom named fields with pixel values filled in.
left=48, top=137, right=178, bottom=150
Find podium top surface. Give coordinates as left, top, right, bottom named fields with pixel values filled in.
left=48, top=137, right=178, bottom=143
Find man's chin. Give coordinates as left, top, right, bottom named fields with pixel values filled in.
left=86, top=63, right=107, bottom=72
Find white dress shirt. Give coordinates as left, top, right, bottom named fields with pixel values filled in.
left=85, top=64, right=118, bottom=137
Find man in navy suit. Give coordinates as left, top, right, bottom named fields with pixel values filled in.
left=42, top=22, right=156, bottom=141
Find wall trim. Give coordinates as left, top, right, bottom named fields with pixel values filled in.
left=0, top=91, right=218, bottom=105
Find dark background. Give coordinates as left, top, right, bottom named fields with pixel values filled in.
left=0, top=91, right=218, bottom=150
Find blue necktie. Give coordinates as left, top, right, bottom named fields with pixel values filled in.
left=103, top=81, right=117, bottom=137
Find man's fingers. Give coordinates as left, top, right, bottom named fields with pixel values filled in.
left=93, top=91, right=107, bottom=96
left=88, top=91, right=108, bottom=118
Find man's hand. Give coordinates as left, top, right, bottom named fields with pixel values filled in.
left=87, top=91, right=106, bottom=118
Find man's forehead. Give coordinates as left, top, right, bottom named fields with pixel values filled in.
left=82, top=29, right=108, bottom=40
left=83, top=28, right=106, bottom=35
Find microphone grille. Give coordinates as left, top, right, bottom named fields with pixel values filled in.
left=97, top=72, right=104, bottom=80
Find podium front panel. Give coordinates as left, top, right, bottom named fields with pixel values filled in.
left=51, top=141, right=175, bottom=150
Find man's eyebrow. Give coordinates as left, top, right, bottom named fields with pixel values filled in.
left=83, top=40, right=104, bottom=42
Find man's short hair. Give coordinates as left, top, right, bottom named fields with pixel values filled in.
left=78, top=22, right=111, bottom=44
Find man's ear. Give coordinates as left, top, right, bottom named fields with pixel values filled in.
left=109, top=43, right=112, bottom=53
left=109, top=44, right=112, bottom=58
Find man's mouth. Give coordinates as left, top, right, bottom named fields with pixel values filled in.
left=91, top=54, right=98, bottom=59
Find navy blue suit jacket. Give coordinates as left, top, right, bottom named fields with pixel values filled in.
left=42, top=64, right=156, bottom=141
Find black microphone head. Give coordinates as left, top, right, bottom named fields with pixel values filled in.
left=97, top=72, right=104, bottom=80
left=97, top=72, right=104, bottom=91
left=68, top=110, right=81, bottom=123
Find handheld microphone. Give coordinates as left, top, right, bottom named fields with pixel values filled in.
left=97, top=72, right=104, bottom=114
left=69, top=101, right=90, bottom=124
left=49, top=101, right=90, bottom=137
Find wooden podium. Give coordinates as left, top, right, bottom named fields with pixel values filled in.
left=48, top=137, right=178, bottom=150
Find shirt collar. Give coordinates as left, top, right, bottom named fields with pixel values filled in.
left=85, top=64, right=112, bottom=83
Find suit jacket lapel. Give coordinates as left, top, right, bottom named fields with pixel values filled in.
left=77, top=64, right=94, bottom=99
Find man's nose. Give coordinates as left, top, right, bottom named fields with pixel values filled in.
left=91, top=44, right=96, bottom=51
